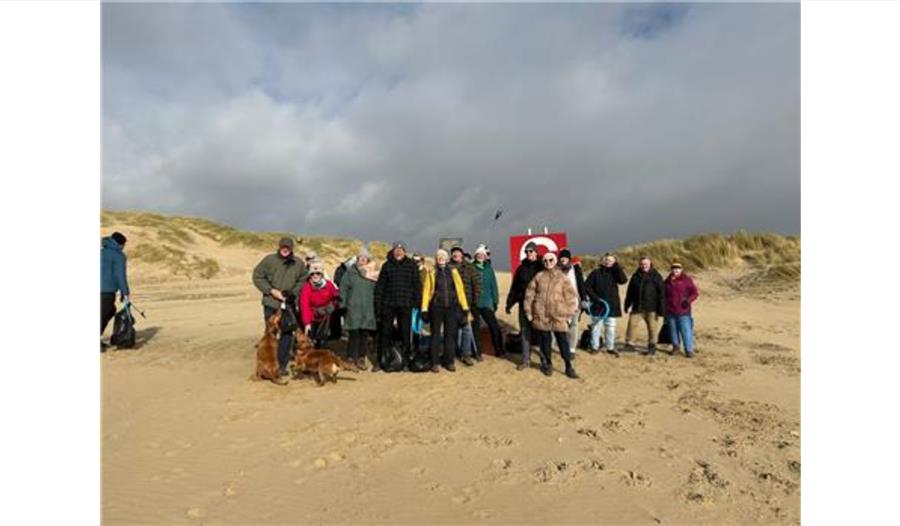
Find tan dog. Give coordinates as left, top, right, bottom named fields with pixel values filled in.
left=250, top=310, right=288, bottom=386
left=291, top=332, right=359, bottom=385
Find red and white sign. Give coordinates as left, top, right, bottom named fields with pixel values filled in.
left=509, top=232, right=568, bottom=273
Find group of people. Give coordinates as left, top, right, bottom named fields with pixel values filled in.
left=100, top=231, right=698, bottom=370
left=249, top=237, right=700, bottom=380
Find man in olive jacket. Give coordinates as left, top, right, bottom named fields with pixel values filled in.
left=252, top=237, right=308, bottom=373
left=623, top=256, right=666, bottom=355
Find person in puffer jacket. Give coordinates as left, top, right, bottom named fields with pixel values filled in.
left=299, top=261, right=340, bottom=348
left=421, top=249, right=470, bottom=373
left=524, top=252, right=580, bottom=379
left=100, top=232, right=131, bottom=348
left=664, top=261, right=699, bottom=357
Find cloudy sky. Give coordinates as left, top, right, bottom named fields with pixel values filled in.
left=102, top=2, right=799, bottom=269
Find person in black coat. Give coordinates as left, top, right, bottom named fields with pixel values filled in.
left=505, top=242, right=543, bottom=370
left=373, top=241, right=422, bottom=371
left=584, top=253, right=628, bottom=355
left=623, top=256, right=666, bottom=355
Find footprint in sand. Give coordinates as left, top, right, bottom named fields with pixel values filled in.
left=185, top=507, right=205, bottom=519
left=313, top=458, right=327, bottom=469
left=327, top=451, right=345, bottom=462
left=223, top=481, right=237, bottom=497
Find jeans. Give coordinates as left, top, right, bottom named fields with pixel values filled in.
left=536, top=330, right=572, bottom=370
left=566, top=316, right=578, bottom=357
left=457, top=321, right=477, bottom=358
left=472, top=307, right=504, bottom=356
left=101, top=292, right=117, bottom=335
left=518, top=304, right=534, bottom=364
left=431, top=305, right=460, bottom=367
left=666, top=314, right=694, bottom=355
left=263, top=306, right=295, bottom=370
left=590, top=317, right=617, bottom=351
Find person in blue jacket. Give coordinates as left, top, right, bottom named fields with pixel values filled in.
left=101, top=232, right=131, bottom=349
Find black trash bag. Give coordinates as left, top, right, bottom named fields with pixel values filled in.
left=110, top=305, right=136, bottom=349
left=279, top=306, right=299, bottom=334
left=407, top=349, right=433, bottom=373
left=577, top=329, right=594, bottom=350
left=379, top=342, right=406, bottom=372
left=504, top=332, right=523, bottom=354
left=657, top=323, right=672, bottom=345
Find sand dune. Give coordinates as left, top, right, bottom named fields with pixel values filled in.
left=101, top=213, right=799, bottom=524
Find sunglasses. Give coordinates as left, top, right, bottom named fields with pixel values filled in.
left=543, top=258, right=556, bottom=264
left=310, top=271, right=323, bottom=276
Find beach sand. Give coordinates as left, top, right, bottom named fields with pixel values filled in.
left=102, top=239, right=799, bottom=525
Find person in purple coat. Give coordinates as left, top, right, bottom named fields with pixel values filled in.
left=664, top=261, right=699, bottom=357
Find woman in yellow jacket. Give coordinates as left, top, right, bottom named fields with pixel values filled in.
left=421, top=248, right=470, bottom=372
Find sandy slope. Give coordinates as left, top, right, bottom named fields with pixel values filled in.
left=102, top=255, right=799, bottom=524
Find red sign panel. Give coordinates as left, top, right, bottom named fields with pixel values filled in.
left=509, top=232, right=568, bottom=274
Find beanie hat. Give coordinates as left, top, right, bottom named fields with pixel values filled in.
left=392, top=240, right=407, bottom=251
left=670, top=260, right=683, bottom=269
left=111, top=232, right=127, bottom=246
left=305, top=250, right=318, bottom=261
left=436, top=248, right=450, bottom=261
left=278, top=237, right=294, bottom=249
left=524, top=241, right=538, bottom=252
left=450, top=245, right=464, bottom=255
left=308, top=261, right=325, bottom=275
left=559, top=248, right=572, bottom=260
left=358, top=248, right=370, bottom=259
left=474, top=245, right=488, bottom=257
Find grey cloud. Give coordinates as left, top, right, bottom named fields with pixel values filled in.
left=102, top=3, right=799, bottom=269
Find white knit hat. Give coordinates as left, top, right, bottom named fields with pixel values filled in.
left=474, top=245, right=488, bottom=257
left=435, top=248, right=449, bottom=261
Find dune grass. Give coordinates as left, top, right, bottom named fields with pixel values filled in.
left=580, top=231, right=800, bottom=288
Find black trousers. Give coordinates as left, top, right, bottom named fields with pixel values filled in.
left=263, top=306, right=295, bottom=370
left=472, top=307, right=504, bottom=356
left=536, top=330, right=572, bottom=369
left=101, top=293, right=117, bottom=335
left=379, top=306, right=412, bottom=362
left=430, top=305, right=460, bottom=367
left=347, top=329, right=371, bottom=360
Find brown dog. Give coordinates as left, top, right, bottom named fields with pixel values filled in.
left=250, top=310, right=288, bottom=386
left=291, top=332, right=359, bottom=385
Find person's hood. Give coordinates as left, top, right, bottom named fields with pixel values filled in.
left=102, top=236, right=122, bottom=251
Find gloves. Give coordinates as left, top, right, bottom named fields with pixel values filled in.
left=580, top=300, right=591, bottom=310
left=681, top=299, right=689, bottom=309
left=325, top=304, right=335, bottom=315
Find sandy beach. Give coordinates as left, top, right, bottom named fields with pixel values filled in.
left=101, top=226, right=799, bottom=524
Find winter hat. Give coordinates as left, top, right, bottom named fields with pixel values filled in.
left=111, top=232, right=127, bottom=246
left=558, top=248, right=572, bottom=260
left=524, top=241, right=538, bottom=252
left=305, top=250, right=318, bottom=261
left=542, top=252, right=557, bottom=263
left=358, top=248, right=370, bottom=259
left=450, top=245, right=464, bottom=255
left=392, top=240, right=407, bottom=251
left=435, top=248, right=450, bottom=261
left=670, top=260, right=683, bottom=269
left=474, top=245, right=488, bottom=257
left=308, top=261, right=325, bottom=275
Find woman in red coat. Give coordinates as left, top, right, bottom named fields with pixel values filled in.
left=664, top=261, right=699, bottom=357
left=298, top=261, right=341, bottom=348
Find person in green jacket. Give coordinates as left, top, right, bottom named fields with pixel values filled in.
left=471, top=245, right=505, bottom=357
left=340, top=249, right=378, bottom=369
left=252, top=237, right=308, bottom=375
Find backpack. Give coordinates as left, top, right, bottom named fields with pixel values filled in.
left=110, top=305, right=136, bottom=349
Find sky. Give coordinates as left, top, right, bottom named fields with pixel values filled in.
left=102, top=2, right=799, bottom=269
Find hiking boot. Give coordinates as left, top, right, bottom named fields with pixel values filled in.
left=672, top=346, right=681, bottom=355
left=279, top=368, right=289, bottom=377
left=565, top=365, right=579, bottom=380
left=431, top=365, right=440, bottom=373
left=516, top=362, right=529, bottom=371
left=475, top=353, right=484, bottom=362
left=461, top=356, right=475, bottom=367
left=444, top=363, right=456, bottom=372
left=606, top=348, right=620, bottom=358
left=541, top=365, right=553, bottom=377
left=371, top=362, right=381, bottom=373
left=685, top=352, right=695, bottom=359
